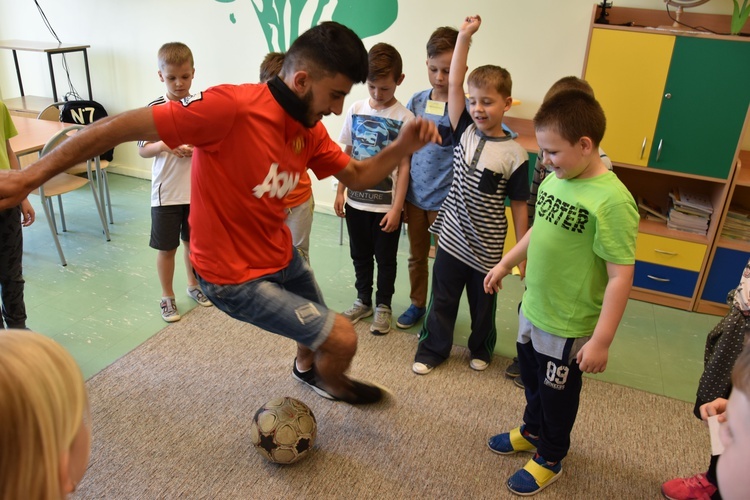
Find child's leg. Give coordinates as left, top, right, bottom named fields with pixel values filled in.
left=414, top=248, right=467, bottom=366
left=0, top=206, right=27, bottom=329
left=285, top=196, right=314, bottom=263
left=344, top=205, right=376, bottom=306
left=404, top=202, right=438, bottom=308
left=157, top=248, right=178, bottom=297
left=373, top=214, right=402, bottom=308
left=465, top=267, right=498, bottom=363
left=182, top=240, right=197, bottom=287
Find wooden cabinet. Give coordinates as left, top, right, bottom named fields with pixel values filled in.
left=696, top=151, right=750, bottom=314
left=583, top=7, right=750, bottom=312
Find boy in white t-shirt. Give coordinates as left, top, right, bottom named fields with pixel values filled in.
left=138, top=42, right=211, bottom=322
left=334, top=43, right=413, bottom=335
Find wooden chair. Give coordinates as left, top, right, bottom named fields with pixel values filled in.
left=38, top=102, right=114, bottom=224
left=35, top=125, right=111, bottom=266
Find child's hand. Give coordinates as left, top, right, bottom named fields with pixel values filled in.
left=20, top=198, right=35, bottom=227
left=333, top=194, right=345, bottom=218
left=484, top=262, right=510, bottom=294
left=380, top=210, right=400, bottom=233
left=171, top=144, right=194, bottom=158
left=699, top=398, right=728, bottom=424
left=576, top=339, right=609, bottom=374
left=460, top=15, right=482, bottom=36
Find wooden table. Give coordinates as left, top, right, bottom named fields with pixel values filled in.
left=9, top=114, right=68, bottom=159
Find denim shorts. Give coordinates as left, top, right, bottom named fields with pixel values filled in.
left=197, top=249, right=335, bottom=350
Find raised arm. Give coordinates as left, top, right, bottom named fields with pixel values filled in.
left=449, top=15, right=481, bottom=130
left=0, top=107, right=158, bottom=210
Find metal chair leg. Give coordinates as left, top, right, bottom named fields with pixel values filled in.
left=40, top=189, right=67, bottom=266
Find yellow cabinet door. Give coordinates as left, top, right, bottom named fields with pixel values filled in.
left=584, top=29, right=674, bottom=166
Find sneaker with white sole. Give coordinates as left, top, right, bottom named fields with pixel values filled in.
left=470, top=358, right=489, bottom=371
left=160, top=297, right=180, bottom=322
left=187, top=286, right=213, bottom=307
left=342, top=299, right=373, bottom=324
left=396, top=304, right=426, bottom=329
left=370, top=304, right=392, bottom=335
left=291, top=358, right=334, bottom=400
left=505, top=357, right=521, bottom=378
left=488, top=425, right=539, bottom=455
left=412, top=362, right=434, bottom=375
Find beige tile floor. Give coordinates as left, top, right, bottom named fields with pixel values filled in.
left=18, top=174, right=720, bottom=402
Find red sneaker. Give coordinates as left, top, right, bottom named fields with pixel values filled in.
left=661, top=473, right=717, bottom=500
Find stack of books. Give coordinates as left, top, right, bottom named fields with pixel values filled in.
left=722, top=206, right=750, bottom=242
left=667, top=188, right=712, bottom=236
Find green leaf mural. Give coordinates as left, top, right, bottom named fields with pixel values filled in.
left=214, top=0, right=397, bottom=51
left=331, top=0, right=397, bottom=39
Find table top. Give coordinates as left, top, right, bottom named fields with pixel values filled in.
left=9, top=115, right=69, bottom=157
left=0, top=40, right=90, bottom=53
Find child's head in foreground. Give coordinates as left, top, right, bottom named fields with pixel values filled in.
left=533, top=89, right=606, bottom=180
left=466, top=65, right=513, bottom=136
left=0, top=330, right=90, bottom=499
left=157, top=42, right=195, bottom=101
left=425, top=26, right=458, bottom=96
left=260, top=52, right=285, bottom=83
left=718, top=345, right=750, bottom=500
left=367, top=42, right=405, bottom=108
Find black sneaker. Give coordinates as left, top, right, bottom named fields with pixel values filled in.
left=291, top=359, right=335, bottom=400
left=513, top=376, right=525, bottom=389
left=505, top=357, right=521, bottom=378
left=334, top=379, right=386, bottom=405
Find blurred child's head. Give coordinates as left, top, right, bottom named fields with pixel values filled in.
left=466, top=65, right=513, bottom=137
left=259, top=52, right=285, bottom=83
left=157, top=42, right=195, bottom=101
left=543, top=76, right=595, bottom=103
left=425, top=27, right=458, bottom=98
left=534, top=89, right=606, bottom=179
left=0, top=330, right=90, bottom=499
left=367, top=43, right=405, bottom=109
left=718, top=346, right=750, bottom=500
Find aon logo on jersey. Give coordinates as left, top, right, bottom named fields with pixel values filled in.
left=253, top=163, right=300, bottom=199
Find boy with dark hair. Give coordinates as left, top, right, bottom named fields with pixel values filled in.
left=412, top=16, right=529, bottom=375
left=397, top=26, right=459, bottom=330
left=138, top=42, right=212, bottom=323
left=335, top=42, right=413, bottom=335
left=484, top=88, right=639, bottom=496
left=0, top=21, right=441, bottom=406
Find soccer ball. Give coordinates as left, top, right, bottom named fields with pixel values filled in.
left=250, top=396, right=317, bottom=464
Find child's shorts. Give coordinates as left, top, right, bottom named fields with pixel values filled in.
left=150, top=204, right=190, bottom=251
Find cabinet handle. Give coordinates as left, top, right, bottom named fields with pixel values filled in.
left=664, top=93, right=672, bottom=99
left=640, top=137, right=647, bottom=159
left=647, top=274, right=670, bottom=282
left=654, top=249, right=678, bottom=256
left=656, top=139, right=663, bottom=161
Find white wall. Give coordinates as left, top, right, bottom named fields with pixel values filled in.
left=0, top=0, right=737, bottom=213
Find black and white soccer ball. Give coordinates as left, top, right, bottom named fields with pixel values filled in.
left=250, top=396, right=317, bottom=464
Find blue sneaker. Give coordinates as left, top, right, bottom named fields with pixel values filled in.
left=507, top=453, right=562, bottom=496
left=396, top=304, right=426, bottom=329
left=488, top=425, right=539, bottom=455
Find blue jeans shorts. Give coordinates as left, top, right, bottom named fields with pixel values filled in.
left=197, top=249, right=335, bottom=350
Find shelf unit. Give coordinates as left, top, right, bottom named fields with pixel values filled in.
left=582, top=6, right=750, bottom=312
left=0, top=40, right=92, bottom=118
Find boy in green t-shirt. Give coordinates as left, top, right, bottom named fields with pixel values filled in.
left=482, top=89, right=639, bottom=496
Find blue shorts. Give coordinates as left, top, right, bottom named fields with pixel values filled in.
left=197, top=249, right=335, bottom=350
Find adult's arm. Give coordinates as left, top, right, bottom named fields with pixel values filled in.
left=0, top=107, right=158, bottom=209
